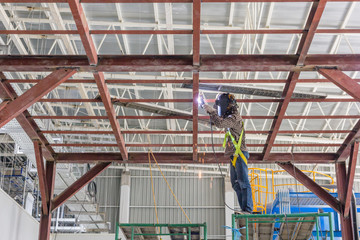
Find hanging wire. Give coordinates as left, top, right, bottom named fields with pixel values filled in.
left=148, top=151, right=159, bottom=224
left=149, top=149, right=192, bottom=224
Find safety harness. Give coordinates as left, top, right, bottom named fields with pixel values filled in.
left=222, top=122, right=247, bottom=167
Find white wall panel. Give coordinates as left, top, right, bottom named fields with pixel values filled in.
left=0, top=188, right=39, bottom=240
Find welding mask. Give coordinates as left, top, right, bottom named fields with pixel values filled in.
left=214, top=93, right=237, bottom=117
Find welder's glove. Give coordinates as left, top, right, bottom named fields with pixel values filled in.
left=203, top=104, right=216, bottom=114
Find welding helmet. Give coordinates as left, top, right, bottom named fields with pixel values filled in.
left=214, top=93, right=237, bottom=117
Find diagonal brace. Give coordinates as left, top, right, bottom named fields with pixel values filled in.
left=51, top=162, right=111, bottom=211
left=262, top=72, right=299, bottom=160
left=318, top=68, right=360, bottom=102
left=344, top=141, right=359, bottom=217
left=94, top=72, right=128, bottom=160
left=278, top=162, right=341, bottom=213
left=0, top=69, right=76, bottom=129
left=318, top=68, right=360, bottom=161
left=68, top=0, right=98, bottom=65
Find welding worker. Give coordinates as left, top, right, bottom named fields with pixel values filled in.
left=202, top=93, right=253, bottom=214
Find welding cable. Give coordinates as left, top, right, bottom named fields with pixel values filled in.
left=149, top=149, right=192, bottom=224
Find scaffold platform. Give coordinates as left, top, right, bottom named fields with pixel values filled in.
left=233, top=212, right=334, bottom=240
left=116, top=223, right=207, bottom=240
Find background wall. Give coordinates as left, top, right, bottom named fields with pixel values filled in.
left=0, top=188, right=39, bottom=240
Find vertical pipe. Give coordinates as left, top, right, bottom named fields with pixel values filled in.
left=188, top=227, right=191, bottom=240
left=204, top=223, right=207, bottom=240
left=232, top=214, right=235, bottom=240
left=246, top=217, right=249, bottom=240
left=115, top=222, right=119, bottom=240
left=131, top=226, right=134, bottom=240
left=328, top=212, right=334, bottom=240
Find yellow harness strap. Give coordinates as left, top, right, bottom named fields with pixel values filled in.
left=223, top=125, right=247, bottom=167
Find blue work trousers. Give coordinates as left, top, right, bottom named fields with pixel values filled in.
left=230, top=151, right=253, bottom=212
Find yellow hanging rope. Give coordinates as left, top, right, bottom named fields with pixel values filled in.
left=149, top=149, right=192, bottom=224
left=148, top=151, right=159, bottom=224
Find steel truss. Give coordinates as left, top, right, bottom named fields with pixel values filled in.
left=0, top=0, right=359, bottom=239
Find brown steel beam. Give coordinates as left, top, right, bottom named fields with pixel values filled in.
left=38, top=161, right=56, bottom=240
left=4, top=29, right=359, bottom=35
left=0, top=73, right=59, bottom=160
left=0, top=69, right=76, bottom=129
left=36, top=98, right=358, bottom=103
left=68, top=0, right=98, bottom=65
left=278, top=162, right=341, bottom=213
left=55, top=152, right=337, bottom=164
left=336, top=119, right=360, bottom=162
left=344, top=141, right=359, bottom=217
left=50, top=143, right=341, bottom=148
left=8, top=79, right=193, bottom=84
left=336, top=162, right=355, bottom=240
left=94, top=72, right=128, bottom=159
left=31, top=115, right=360, bottom=120
left=262, top=72, right=299, bottom=160
left=297, top=0, right=326, bottom=65
left=51, top=162, right=111, bottom=211
left=7, top=78, right=360, bottom=84
left=91, top=29, right=192, bottom=34
left=0, top=100, right=9, bottom=111
left=1, top=55, right=360, bottom=72
left=41, top=130, right=351, bottom=135
left=33, top=141, right=49, bottom=215
left=262, top=0, right=326, bottom=159
left=318, top=68, right=360, bottom=102
left=318, top=68, right=360, bottom=161
left=193, top=0, right=201, bottom=65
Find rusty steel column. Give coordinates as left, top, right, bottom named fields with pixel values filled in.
left=336, top=162, right=355, bottom=240
left=344, top=141, right=359, bottom=217
left=38, top=161, right=56, bottom=240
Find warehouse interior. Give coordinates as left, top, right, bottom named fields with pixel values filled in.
left=0, top=0, right=360, bottom=239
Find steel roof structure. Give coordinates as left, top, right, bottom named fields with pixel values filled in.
left=0, top=0, right=359, bottom=239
